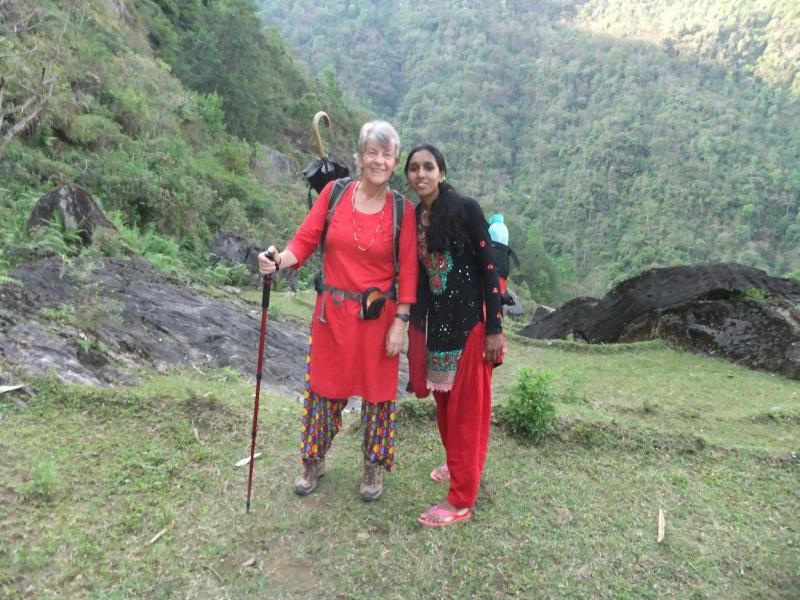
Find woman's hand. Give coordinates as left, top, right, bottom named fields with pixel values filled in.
left=484, top=333, right=504, bottom=363
left=258, top=246, right=280, bottom=275
left=385, top=318, right=406, bottom=357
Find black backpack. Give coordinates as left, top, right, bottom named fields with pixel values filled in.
left=490, top=240, right=519, bottom=306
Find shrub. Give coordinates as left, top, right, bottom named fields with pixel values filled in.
left=21, top=460, right=60, bottom=502
left=498, top=367, right=558, bottom=443
left=65, top=114, right=122, bottom=149
left=202, top=262, right=252, bottom=287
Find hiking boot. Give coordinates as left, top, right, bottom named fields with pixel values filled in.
left=293, top=458, right=327, bottom=496
left=359, top=459, right=383, bottom=502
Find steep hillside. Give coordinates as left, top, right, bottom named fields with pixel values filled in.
left=259, top=0, right=800, bottom=298
left=0, top=0, right=365, bottom=279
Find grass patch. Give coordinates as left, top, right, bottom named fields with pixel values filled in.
left=1, top=336, right=798, bottom=598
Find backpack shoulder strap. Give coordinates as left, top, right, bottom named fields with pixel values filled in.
left=316, top=177, right=352, bottom=297
left=319, top=177, right=352, bottom=260
left=390, top=190, right=405, bottom=280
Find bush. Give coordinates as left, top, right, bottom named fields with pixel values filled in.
left=66, top=114, right=122, bottom=149
left=498, top=368, right=558, bottom=443
left=21, top=460, right=60, bottom=503
left=202, top=262, right=252, bottom=286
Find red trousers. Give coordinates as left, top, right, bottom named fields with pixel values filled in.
left=433, top=322, right=493, bottom=509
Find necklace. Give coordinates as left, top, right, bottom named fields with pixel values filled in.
left=351, top=181, right=387, bottom=252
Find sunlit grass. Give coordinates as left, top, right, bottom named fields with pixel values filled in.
left=1, top=335, right=798, bottom=598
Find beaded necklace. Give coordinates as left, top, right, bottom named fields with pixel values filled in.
left=351, top=181, right=387, bottom=252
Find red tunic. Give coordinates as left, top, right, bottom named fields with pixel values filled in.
left=286, top=180, right=418, bottom=403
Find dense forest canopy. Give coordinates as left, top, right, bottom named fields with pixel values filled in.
left=258, top=0, right=800, bottom=299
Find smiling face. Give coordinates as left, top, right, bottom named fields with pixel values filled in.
left=405, top=148, right=444, bottom=204
left=360, top=140, right=397, bottom=188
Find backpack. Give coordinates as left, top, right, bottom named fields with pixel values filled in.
left=489, top=240, right=519, bottom=306
left=314, top=177, right=406, bottom=320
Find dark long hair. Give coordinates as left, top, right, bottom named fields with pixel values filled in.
left=404, top=144, right=471, bottom=253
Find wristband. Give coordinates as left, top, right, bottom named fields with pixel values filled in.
left=395, top=313, right=410, bottom=323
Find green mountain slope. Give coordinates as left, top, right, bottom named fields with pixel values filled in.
left=258, top=0, right=800, bottom=298
left=0, top=0, right=365, bottom=274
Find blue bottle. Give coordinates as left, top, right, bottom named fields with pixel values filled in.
left=488, top=214, right=509, bottom=245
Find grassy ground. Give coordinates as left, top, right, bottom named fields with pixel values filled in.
left=1, top=334, right=798, bottom=598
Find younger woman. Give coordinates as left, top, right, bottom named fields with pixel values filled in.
left=405, top=144, right=504, bottom=526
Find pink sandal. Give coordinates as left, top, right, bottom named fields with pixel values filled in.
left=418, top=504, right=472, bottom=527
left=429, top=464, right=450, bottom=483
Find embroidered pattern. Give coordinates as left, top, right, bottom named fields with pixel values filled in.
left=418, top=222, right=453, bottom=295
left=426, top=348, right=463, bottom=391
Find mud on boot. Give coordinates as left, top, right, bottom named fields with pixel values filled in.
left=294, top=458, right=327, bottom=496
left=359, top=459, right=383, bottom=502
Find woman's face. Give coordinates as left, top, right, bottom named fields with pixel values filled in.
left=406, top=149, right=442, bottom=203
left=360, top=140, right=397, bottom=188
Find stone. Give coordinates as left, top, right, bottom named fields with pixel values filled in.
left=502, top=287, right=526, bottom=320
left=208, top=231, right=299, bottom=290
left=27, top=185, right=116, bottom=246
left=521, top=263, right=800, bottom=379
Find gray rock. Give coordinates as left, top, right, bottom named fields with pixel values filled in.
left=620, top=298, right=800, bottom=379
left=208, top=231, right=299, bottom=290
left=259, top=145, right=295, bottom=176
left=0, top=257, right=308, bottom=394
left=521, top=297, right=599, bottom=339
left=502, top=288, right=525, bottom=320
left=208, top=231, right=265, bottom=275
left=27, top=185, right=116, bottom=246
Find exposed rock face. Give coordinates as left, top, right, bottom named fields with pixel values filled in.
left=27, top=185, right=116, bottom=245
left=522, top=263, right=800, bottom=379
left=0, top=257, right=309, bottom=393
left=208, top=231, right=265, bottom=275
left=208, top=231, right=299, bottom=290
left=621, top=298, right=800, bottom=379
left=259, top=145, right=295, bottom=176
left=521, top=297, right=599, bottom=339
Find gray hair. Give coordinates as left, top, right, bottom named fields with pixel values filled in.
left=354, top=120, right=401, bottom=169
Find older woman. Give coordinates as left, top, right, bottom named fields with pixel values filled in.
left=404, top=144, right=504, bottom=526
left=258, top=121, right=417, bottom=501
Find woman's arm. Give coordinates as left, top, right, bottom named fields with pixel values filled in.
left=463, top=199, right=503, bottom=334
left=386, top=302, right=410, bottom=357
left=463, top=198, right=504, bottom=363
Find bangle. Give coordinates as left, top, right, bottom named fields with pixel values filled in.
left=395, top=313, right=409, bottom=323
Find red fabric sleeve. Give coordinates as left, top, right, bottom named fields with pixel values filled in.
left=396, top=199, right=418, bottom=304
left=285, top=180, right=337, bottom=268
left=406, top=323, right=429, bottom=398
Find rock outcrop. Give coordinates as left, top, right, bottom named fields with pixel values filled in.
left=0, top=257, right=309, bottom=393
left=27, top=185, right=116, bottom=245
left=522, top=263, right=800, bottom=379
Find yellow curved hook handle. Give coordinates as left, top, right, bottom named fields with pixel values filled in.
left=312, top=111, right=331, bottom=158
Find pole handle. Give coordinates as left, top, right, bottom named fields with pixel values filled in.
left=312, top=111, right=331, bottom=159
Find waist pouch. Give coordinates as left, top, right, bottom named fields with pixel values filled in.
left=314, top=273, right=396, bottom=322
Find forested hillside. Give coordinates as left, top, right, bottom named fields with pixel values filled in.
left=259, top=0, right=800, bottom=299
left=0, top=0, right=364, bottom=281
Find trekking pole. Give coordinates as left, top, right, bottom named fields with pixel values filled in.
left=246, top=265, right=273, bottom=513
